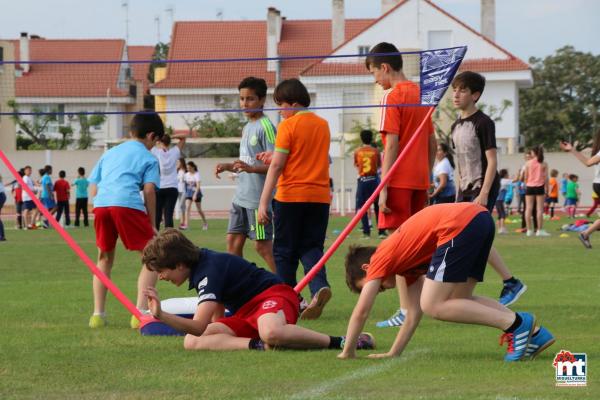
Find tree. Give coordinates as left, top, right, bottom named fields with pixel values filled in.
left=8, top=100, right=57, bottom=149
left=520, top=46, right=600, bottom=150
left=181, top=112, right=246, bottom=157
left=70, top=113, right=106, bottom=150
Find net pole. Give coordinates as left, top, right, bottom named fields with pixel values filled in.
left=294, top=106, right=435, bottom=294
left=0, top=150, right=143, bottom=319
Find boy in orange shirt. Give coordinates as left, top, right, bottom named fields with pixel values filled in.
left=338, top=202, right=554, bottom=361
left=365, top=42, right=437, bottom=327
left=258, top=78, right=332, bottom=320
left=545, top=169, right=559, bottom=219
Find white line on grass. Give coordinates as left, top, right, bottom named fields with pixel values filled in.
left=286, top=348, right=431, bottom=400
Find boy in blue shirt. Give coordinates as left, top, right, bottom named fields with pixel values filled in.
left=142, top=229, right=374, bottom=352
left=73, top=167, right=90, bottom=227
left=88, top=112, right=163, bottom=329
left=40, top=165, right=57, bottom=227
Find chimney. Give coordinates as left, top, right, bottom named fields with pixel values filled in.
left=381, top=0, right=401, bottom=14
left=19, top=32, right=30, bottom=73
left=332, top=0, right=345, bottom=49
left=481, top=0, right=496, bottom=41
left=267, top=7, right=281, bottom=72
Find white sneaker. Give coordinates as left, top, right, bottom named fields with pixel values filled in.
left=498, top=227, right=508, bottom=234
left=536, top=230, right=551, bottom=237
left=526, top=230, right=534, bottom=237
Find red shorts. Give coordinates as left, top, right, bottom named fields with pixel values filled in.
left=217, top=284, right=299, bottom=339
left=378, top=188, right=428, bottom=230
left=94, top=206, right=154, bottom=252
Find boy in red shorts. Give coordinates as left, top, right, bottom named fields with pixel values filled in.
left=339, top=202, right=554, bottom=362
left=142, top=229, right=375, bottom=352
left=365, top=42, right=437, bottom=327
left=88, top=112, right=163, bottom=329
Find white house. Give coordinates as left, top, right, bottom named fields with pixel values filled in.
left=151, top=0, right=532, bottom=154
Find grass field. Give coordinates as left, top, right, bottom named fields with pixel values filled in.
left=0, top=215, right=598, bottom=399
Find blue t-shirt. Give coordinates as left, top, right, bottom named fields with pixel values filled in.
left=73, top=177, right=89, bottom=199
left=40, top=174, right=53, bottom=199
left=188, top=248, right=282, bottom=314
left=89, top=140, right=160, bottom=212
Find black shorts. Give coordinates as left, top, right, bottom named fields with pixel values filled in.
left=525, top=186, right=545, bottom=196
left=545, top=196, right=558, bottom=204
left=426, top=212, right=494, bottom=283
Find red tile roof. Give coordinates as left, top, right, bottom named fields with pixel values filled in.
left=152, top=19, right=372, bottom=89
left=127, top=45, right=154, bottom=94
left=13, top=38, right=130, bottom=98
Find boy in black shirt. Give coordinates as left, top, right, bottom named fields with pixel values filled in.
left=451, top=71, right=527, bottom=307
left=142, top=229, right=374, bottom=351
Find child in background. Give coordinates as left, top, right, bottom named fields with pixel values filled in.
left=588, top=191, right=599, bottom=218
left=87, top=111, right=163, bottom=329
left=21, top=166, right=38, bottom=229
left=545, top=169, right=559, bottom=220
left=565, top=174, right=579, bottom=218
left=504, top=174, right=515, bottom=216
left=496, top=169, right=511, bottom=234
left=258, top=78, right=333, bottom=320
left=40, top=165, right=57, bottom=228
left=11, top=169, right=24, bottom=229
left=54, top=170, right=71, bottom=227
left=0, top=174, right=6, bottom=241
left=183, top=161, right=208, bottom=230
left=73, top=167, right=89, bottom=227
left=523, top=146, right=550, bottom=237
left=175, top=158, right=187, bottom=224
left=560, top=173, right=569, bottom=209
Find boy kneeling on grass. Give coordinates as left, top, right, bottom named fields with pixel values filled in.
left=338, top=202, right=555, bottom=361
left=142, top=228, right=374, bottom=351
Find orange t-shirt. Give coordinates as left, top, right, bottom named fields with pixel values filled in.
left=365, top=203, right=488, bottom=285
left=274, top=111, right=331, bottom=203
left=354, top=145, right=380, bottom=177
left=549, top=177, right=558, bottom=198
left=379, top=81, right=434, bottom=190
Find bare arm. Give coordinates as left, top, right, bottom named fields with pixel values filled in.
left=428, top=134, right=437, bottom=171
left=176, top=136, right=186, bottom=151
left=369, top=276, right=424, bottom=358
left=338, top=279, right=381, bottom=359
left=144, top=286, right=217, bottom=336
left=215, top=163, right=235, bottom=179
left=142, top=182, right=157, bottom=233
left=232, top=160, right=269, bottom=175
left=257, top=151, right=288, bottom=224
left=429, top=174, right=448, bottom=198
left=379, top=134, right=399, bottom=213
left=474, top=148, right=497, bottom=207
left=560, top=142, right=600, bottom=167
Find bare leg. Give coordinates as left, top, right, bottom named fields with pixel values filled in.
left=227, top=233, right=246, bottom=257
left=450, top=283, right=513, bottom=313
left=488, top=247, right=512, bottom=281
left=536, top=195, right=545, bottom=230
left=583, top=219, right=600, bottom=238
left=93, top=249, right=115, bottom=314
left=195, top=202, right=207, bottom=225
left=396, top=275, right=409, bottom=312
left=258, top=311, right=331, bottom=349
left=136, top=256, right=157, bottom=310
left=183, top=323, right=250, bottom=350
left=420, top=278, right=515, bottom=330
left=525, top=195, right=534, bottom=232
left=255, top=240, right=276, bottom=273
left=184, top=199, right=192, bottom=226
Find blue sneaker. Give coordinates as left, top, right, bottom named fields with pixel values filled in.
left=376, top=309, right=405, bottom=328
left=499, top=279, right=527, bottom=306
left=500, top=312, right=536, bottom=361
left=525, top=326, right=555, bottom=360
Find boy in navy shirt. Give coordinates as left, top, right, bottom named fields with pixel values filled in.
left=142, top=229, right=375, bottom=351
left=88, top=112, right=163, bottom=329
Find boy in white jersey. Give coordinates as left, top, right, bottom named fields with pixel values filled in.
left=215, top=77, right=276, bottom=272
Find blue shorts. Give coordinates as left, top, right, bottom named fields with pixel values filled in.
left=427, top=212, right=494, bottom=283
left=41, top=198, right=56, bottom=209
left=23, top=200, right=37, bottom=210
left=565, top=198, right=577, bottom=206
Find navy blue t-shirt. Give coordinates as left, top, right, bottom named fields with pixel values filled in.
left=188, top=248, right=283, bottom=314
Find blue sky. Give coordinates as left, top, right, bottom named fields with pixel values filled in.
left=1, top=0, right=598, bottom=61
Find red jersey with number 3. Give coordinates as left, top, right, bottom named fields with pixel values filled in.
left=354, top=145, right=380, bottom=177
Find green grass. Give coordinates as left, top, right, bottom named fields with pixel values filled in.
left=0, top=216, right=598, bottom=399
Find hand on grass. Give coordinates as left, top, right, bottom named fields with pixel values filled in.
left=367, top=352, right=395, bottom=359
left=144, top=286, right=162, bottom=319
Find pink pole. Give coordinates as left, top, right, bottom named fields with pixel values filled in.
left=294, top=107, right=435, bottom=294
left=0, top=150, right=142, bottom=319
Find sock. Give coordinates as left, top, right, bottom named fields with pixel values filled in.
left=248, top=338, right=265, bottom=351
left=503, top=277, right=518, bottom=285
left=17, top=216, right=22, bottom=228
left=400, top=308, right=408, bottom=316
left=329, top=336, right=343, bottom=349
left=93, top=312, right=106, bottom=317
left=505, top=313, right=523, bottom=333
left=550, top=206, right=555, bottom=218
left=532, top=327, right=540, bottom=337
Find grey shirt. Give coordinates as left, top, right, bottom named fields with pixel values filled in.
left=232, top=116, right=276, bottom=209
